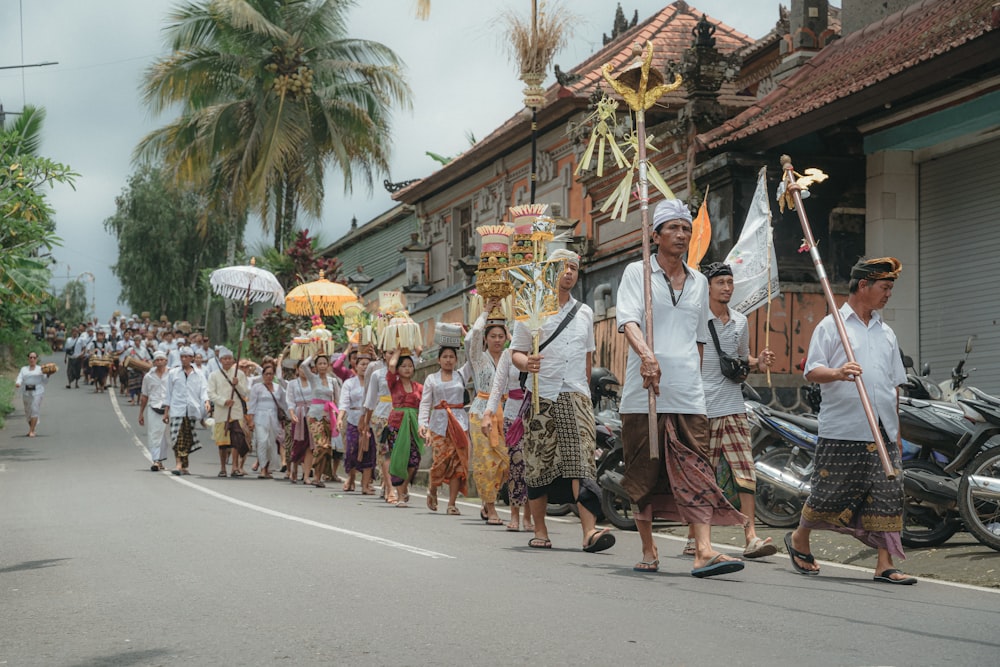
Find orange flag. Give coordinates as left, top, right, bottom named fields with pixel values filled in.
left=687, top=195, right=711, bottom=269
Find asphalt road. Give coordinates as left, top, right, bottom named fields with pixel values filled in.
left=2, top=355, right=999, bottom=667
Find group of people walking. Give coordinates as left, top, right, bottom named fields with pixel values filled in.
left=18, top=197, right=916, bottom=585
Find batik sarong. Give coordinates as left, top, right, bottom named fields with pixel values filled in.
left=345, top=423, right=377, bottom=472
left=800, top=436, right=905, bottom=559
left=471, top=411, right=508, bottom=504
left=169, top=416, right=199, bottom=468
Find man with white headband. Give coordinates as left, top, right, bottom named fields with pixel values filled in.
left=138, top=351, right=171, bottom=471
left=616, top=198, right=746, bottom=578
left=163, top=346, right=210, bottom=475
left=511, top=248, right=615, bottom=554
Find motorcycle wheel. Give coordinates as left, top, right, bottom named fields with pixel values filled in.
left=901, top=459, right=960, bottom=548
left=595, top=449, right=634, bottom=530
left=957, top=446, right=1000, bottom=552
left=754, top=446, right=804, bottom=528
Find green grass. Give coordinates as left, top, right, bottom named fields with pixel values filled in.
left=0, top=375, right=14, bottom=430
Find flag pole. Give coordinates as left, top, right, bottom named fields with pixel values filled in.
left=765, top=199, right=773, bottom=388
left=780, top=155, right=895, bottom=479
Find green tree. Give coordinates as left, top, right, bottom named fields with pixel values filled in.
left=0, top=105, right=76, bottom=333
left=137, top=0, right=412, bottom=251
left=104, top=165, right=243, bottom=319
left=47, top=279, right=90, bottom=327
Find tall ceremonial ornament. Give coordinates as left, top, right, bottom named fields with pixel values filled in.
left=778, top=155, right=895, bottom=480
left=208, top=258, right=284, bottom=418
left=601, top=42, right=683, bottom=459
left=504, top=204, right=560, bottom=414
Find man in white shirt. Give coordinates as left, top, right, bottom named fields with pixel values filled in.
left=617, top=199, right=745, bottom=578
left=72, top=327, right=92, bottom=388
left=207, top=348, right=249, bottom=478
left=788, top=257, right=916, bottom=585
left=64, top=326, right=80, bottom=389
left=511, top=249, right=614, bottom=554
left=138, top=351, right=171, bottom=471
left=162, top=347, right=211, bottom=475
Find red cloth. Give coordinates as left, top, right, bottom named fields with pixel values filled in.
left=386, top=371, right=422, bottom=429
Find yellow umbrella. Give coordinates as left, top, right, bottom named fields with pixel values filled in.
left=284, top=270, right=357, bottom=316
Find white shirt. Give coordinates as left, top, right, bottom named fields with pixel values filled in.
left=465, top=313, right=500, bottom=417
left=15, top=365, right=47, bottom=397
left=510, top=297, right=594, bottom=401
left=485, top=348, right=525, bottom=420
left=363, top=362, right=392, bottom=420
left=805, top=302, right=907, bottom=442
left=616, top=257, right=710, bottom=415
left=702, top=308, right=751, bottom=419
left=141, top=368, right=170, bottom=410
left=341, top=376, right=368, bottom=426
left=208, top=366, right=248, bottom=421
left=418, top=368, right=471, bottom=436
left=164, top=366, right=209, bottom=419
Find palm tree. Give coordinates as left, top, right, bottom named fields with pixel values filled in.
left=137, top=0, right=412, bottom=251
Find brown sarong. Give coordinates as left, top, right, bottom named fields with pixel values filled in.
left=622, top=413, right=745, bottom=526
left=228, top=420, right=250, bottom=456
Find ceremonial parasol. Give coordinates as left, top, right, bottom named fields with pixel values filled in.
left=284, top=270, right=356, bottom=316
left=209, top=258, right=285, bottom=360
left=208, top=258, right=284, bottom=421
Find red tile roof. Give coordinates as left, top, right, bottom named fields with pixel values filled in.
left=698, top=0, right=1000, bottom=150
left=394, top=0, right=754, bottom=203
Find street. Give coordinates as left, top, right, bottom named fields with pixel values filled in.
left=2, top=355, right=999, bottom=667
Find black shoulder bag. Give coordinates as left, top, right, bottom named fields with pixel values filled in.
left=708, top=319, right=750, bottom=383
left=518, top=301, right=583, bottom=390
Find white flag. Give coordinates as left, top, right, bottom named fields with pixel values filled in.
left=725, top=167, right=779, bottom=314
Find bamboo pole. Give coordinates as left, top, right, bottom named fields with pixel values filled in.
left=636, top=107, right=659, bottom=459
left=780, top=155, right=895, bottom=479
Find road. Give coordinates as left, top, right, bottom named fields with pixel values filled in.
left=2, top=354, right=999, bottom=666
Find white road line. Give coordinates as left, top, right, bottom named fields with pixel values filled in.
left=110, top=392, right=455, bottom=560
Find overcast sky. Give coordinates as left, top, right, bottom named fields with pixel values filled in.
left=0, top=0, right=781, bottom=320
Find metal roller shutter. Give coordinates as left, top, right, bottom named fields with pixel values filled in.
left=919, top=138, right=1000, bottom=394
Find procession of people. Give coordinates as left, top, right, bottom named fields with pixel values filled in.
left=21, top=195, right=916, bottom=585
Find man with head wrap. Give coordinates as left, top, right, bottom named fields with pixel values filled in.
left=787, top=257, right=917, bottom=584
left=511, top=248, right=615, bottom=553
left=163, top=346, right=211, bottom=475
left=138, top=351, right=171, bottom=471
left=616, top=198, right=746, bottom=578
left=207, top=347, right=250, bottom=477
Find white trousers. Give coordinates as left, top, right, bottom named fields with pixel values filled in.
left=145, top=407, right=168, bottom=462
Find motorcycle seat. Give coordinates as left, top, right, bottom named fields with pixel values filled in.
left=958, top=399, right=1000, bottom=427
left=770, top=411, right=820, bottom=432
left=968, top=387, right=1000, bottom=407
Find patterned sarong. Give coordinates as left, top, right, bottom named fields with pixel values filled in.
left=428, top=404, right=469, bottom=497
left=801, top=436, right=905, bottom=559
left=169, top=416, right=198, bottom=468
left=522, top=392, right=596, bottom=488
left=707, top=413, right=756, bottom=493
left=345, top=423, right=377, bottom=472
left=504, top=417, right=527, bottom=505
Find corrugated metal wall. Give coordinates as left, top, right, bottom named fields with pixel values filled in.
left=919, top=138, right=1000, bottom=394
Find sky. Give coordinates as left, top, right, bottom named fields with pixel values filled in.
left=0, top=0, right=782, bottom=321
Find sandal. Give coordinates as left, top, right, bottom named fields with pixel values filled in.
left=506, top=521, right=520, bottom=532
left=427, top=488, right=438, bottom=512
left=528, top=537, right=552, bottom=549
left=582, top=528, right=615, bottom=553
left=486, top=517, right=505, bottom=526
left=682, top=538, right=696, bottom=557
left=446, top=505, right=461, bottom=516
left=744, top=536, right=778, bottom=559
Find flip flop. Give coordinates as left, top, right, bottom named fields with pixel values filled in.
left=783, top=532, right=820, bottom=575
left=486, top=517, right=505, bottom=526
left=874, top=569, right=917, bottom=585
left=633, top=559, right=660, bottom=573
left=743, top=536, right=778, bottom=559
left=691, top=553, right=745, bottom=578
left=528, top=537, right=552, bottom=549
left=582, top=528, right=616, bottom=553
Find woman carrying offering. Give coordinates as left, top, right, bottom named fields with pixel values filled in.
left=15, top=352, right=48, bottom=438
left=302, top=354, right=342, bottom=488
left=386, top=348, right=423, bottom=507
left=419, top=345, right=471, bottom=515
left=466, top=298, right=511, bottom=525
left=340, top=346, right=377, bottom=494
left=246, top=361, right=285, bottom=479
left=285, top=360, right=313, bottom=484
left=482, top=343, right=532, bottom=532
left=360, top=351, right=396, bottom=503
